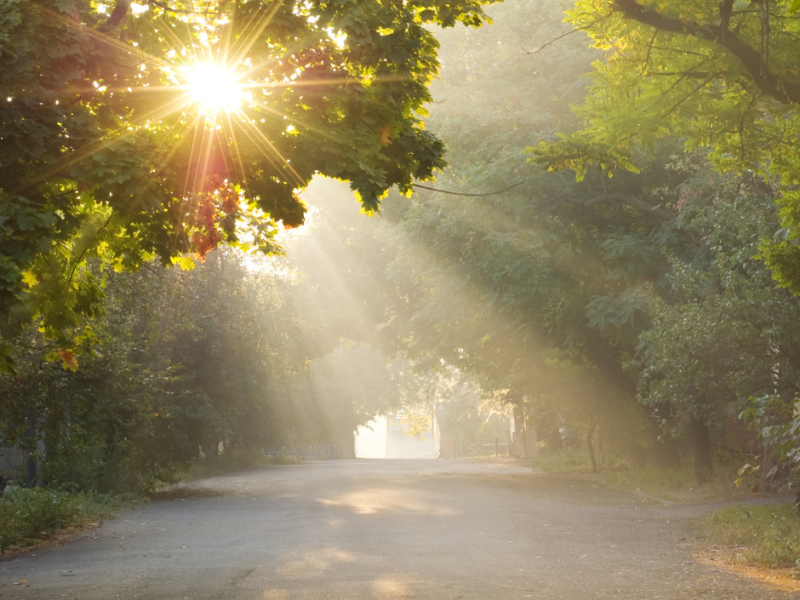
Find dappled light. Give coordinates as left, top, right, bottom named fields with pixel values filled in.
left=316, top=488, right=456, bottom=517
left=274, top=546, right=359, bottom=578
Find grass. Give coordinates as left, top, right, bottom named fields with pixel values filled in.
left=705, top=503, right=800, bottom=570
left=1, top=451, right=303, bottom=554
left=0, top=486, right=126, bottom=553
left=529, top=447, right=767, bottom=502
left=529, top=447, right=595, bottom=473
left=603, top=461, right=755, bottom=502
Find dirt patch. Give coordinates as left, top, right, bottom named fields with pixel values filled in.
left=693, top=546, right=800, bottom=593
left=0, top=521, right=104, bottom=562
left=148, top=485, right=229, bottom=501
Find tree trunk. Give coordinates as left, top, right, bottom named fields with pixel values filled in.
left=691, top=417, right=713, bottom=484
left=586, top=420, right=599, bottom=474
left=25, top=455, right=37, bottom=488
left=339, top=398, right=356, bottom=459
left=24, top=412, right=37, bottom=487
left=340, top=430, right=356, bottom=459
left=584, top=341, right=682, bottom=467
left=205, top=440, right=219, bottom=465
left=513, top=402, right=527, bottom=458
left=647, top=408, right=681, bottom=468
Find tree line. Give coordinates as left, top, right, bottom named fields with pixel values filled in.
left=2, top=0, right=800, bottom=501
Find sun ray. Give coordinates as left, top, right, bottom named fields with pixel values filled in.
left=247, top=99, right=333, bottom=141
left=216, top=2, right=236, bottom=70
left=42, top=5, right=173, bottom=71
left=235, top=111, right=305, bottom=188
left=182, top=17, right=203, bottom=66
left=228, top=0, right=285, bottom=69
left=187, top=121, right=219, bottom=195
left=181, top=112, right=205, bottom=197
left=233, top=114, right=291, bottom=180
left=153, top=14, right=194, bottom=59
left=8, top=93, right=194, bottom=194
left=248, top=75, right=411, bottom=89
left=221, top=111, right=250, bottom=196
left=16, top=0, right=393, bottom=244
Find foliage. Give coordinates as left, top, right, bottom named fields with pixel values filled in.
left=0, top=248, right=311, bottom=493
left=602, top=451, right=763, bottom=501
left=633, top=165, right=800, bottom=428
left=0, top=486, right=123, bottom=552
left=0, top=0, right=499, bottom=367
left=531, top=0, right=800, bottom=292
left=706, top=503, right=800, bottom=569
left=383, top=0, right=688, bottom=466
left=744, top=395, right=800, bottom=497
left=385, top=0, right=800, bottom=483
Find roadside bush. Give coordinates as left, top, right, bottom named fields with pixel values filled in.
left=0, top=487, right=122, bottom=552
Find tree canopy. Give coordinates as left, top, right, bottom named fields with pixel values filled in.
left=530, top=0, right=800, bottom=292
left=0, top=0, right=497, bottom=367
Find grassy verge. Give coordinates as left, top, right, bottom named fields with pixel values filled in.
left=704, top=503, right=800, bottom=572
left=529, top=447, right=595, bottom=473
left=528, top=448, right=766, bottom=502
left=0, top=486, right=127, bottom=553
left=602, top=461, right=755, bottom=502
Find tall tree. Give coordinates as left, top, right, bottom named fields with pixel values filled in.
left=530, top=0, right=800, bottom=292
left=0, top=0, right=498, bottom=367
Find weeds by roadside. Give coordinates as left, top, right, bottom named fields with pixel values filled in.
left=528, top=448, right=768, bottom=502
left=0, top=486, right=127, bottom=553
left=704, top=503, right=800, bottom=571
left=0, top=452, right=304, bottom=554
left=603, top=461, right=758, bottom=502
left=528, top=447, right=594, bottom=474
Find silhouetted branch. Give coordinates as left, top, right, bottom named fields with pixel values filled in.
left=98, top=0, right=130, bottom=32
left=413, top=180, right=526, bottom=198
left=612, top=0, right=800, bottom=105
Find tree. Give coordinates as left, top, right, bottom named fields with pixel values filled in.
left=382, top=0, right=697, bottom=466
left=530, top=0, right=800, bottom=292
left=0, top=247, right=315, bottom=492
left=0, top=0, right=498, bottom=367
left=632, top=163, right=800, bottom=484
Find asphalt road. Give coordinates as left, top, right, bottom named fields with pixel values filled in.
left=0, top=459, right=795, bottom=599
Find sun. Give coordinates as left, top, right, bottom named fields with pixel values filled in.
left=185, top=63, right=244, bottom=113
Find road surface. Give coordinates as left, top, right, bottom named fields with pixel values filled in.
left=0, top=459, right=795, bottom=599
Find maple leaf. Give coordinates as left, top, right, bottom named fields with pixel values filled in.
left=195, top=195, right=217, bottom=228
left=220, top=187, right=240, bottom=215
left=380, top=126, right=392, bottom=145
left=59, top=349, right=78, bottom=371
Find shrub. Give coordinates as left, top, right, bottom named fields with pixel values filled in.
left=0, top=486, right=122, bottom=552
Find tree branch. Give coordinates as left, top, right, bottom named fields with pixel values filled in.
left=612, top=0, right=800, bottom=105
left=148, top=0, right=218, bottom=16
left=564, top=192, right=675, bottom=220
left=98, top=0, right=130, bottom=33
left=521, top=16, right=608, bottom=55
left=413, top=180, right=526, bottom=198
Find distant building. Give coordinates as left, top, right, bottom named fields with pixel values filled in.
left=355, top=414, right=437, bottom=459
